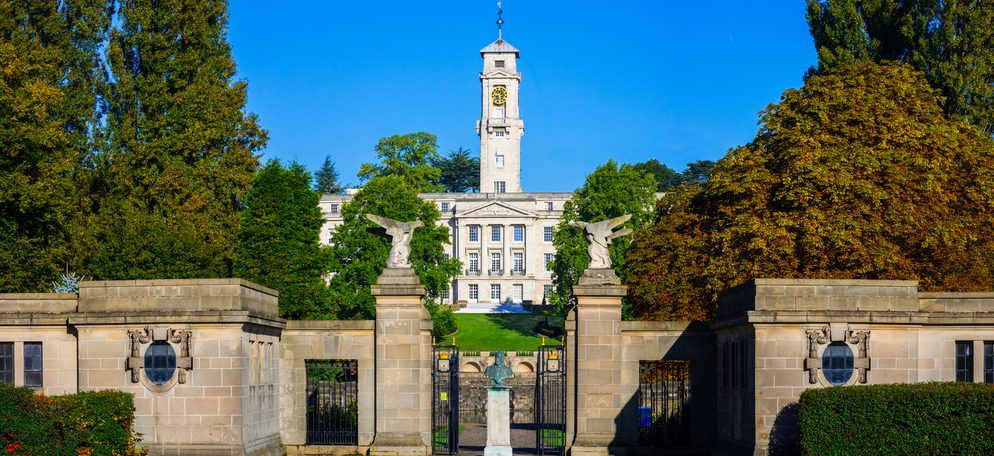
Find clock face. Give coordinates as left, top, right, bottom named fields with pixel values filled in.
left=491, top=86, right=507, bottom=106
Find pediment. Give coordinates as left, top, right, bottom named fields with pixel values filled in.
left=461, top=201, right=535, bottom=218
left=481, top=70, right=520, bottom=79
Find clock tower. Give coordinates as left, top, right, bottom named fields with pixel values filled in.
left=477, top=29, right=523, bottom=193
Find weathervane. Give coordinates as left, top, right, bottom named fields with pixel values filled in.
left=496, top=1, right=504, bottom=40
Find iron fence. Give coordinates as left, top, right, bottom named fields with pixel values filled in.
left=305, top=359, right=358, bottom=445
left=536, top=345, right=566, bottom=456
left=638, top=360, right=691, bottom=448
left=432, top=345, right=460, bottom=454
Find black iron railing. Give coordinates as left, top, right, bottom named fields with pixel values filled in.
left=638, top=360, right=691, bottom=448
left=536, top=345, right=566, bottom=456
left=305, top=359, right=359, bottom=445
left=432, top=345, right=460, bottom=455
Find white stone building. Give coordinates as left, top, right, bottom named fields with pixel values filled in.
left=319, top=35, right=572, bottom=306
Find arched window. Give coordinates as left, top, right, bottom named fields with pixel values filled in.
left=145, top=341, right=176, bottom=385
left=822, top=342, right=854, bottom=385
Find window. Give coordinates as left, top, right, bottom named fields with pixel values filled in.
left=495, top=60, right=505, bottom=68
left=490, top=284, right=501, bottom=302
left=0, top=343, right=12, bottom=385
left=330, top=204, right=339, bottom=215
left=495, top=129, right=506, bottom=137
left=468, top=253, right=479, bottom=273
left=513, top=252, right=524, bottom=273
left=23, top=342, right=42, bottom=387
left=546, top=201, right=554, bottom=211
left=957, top=341, right=974, bottom=382
left=722, top=343, right=730, bottom=388
left=469, top=284, right=479, bottom=301
left=441, top=202, right=450, bottom=212
left=491, top=252, right=502, bottom=273
left=513, top=225, right=524, bottom=242
left=822, top=342, right=854, bottom=386
left=543, top=284, right=553, bottom=303
left=145, top=341, right=175, bottom=385
left=440, top=287, right=450, bottom=301
left=513, top=284, right=523, bottom=302
left=496, top=154, right=504, bottom=168
left=494, top=181, right=506, bottom=193
left=985, top=342, right=994, bottom=384
left=469, top=225, right=479, bottom=242
left=544, top=253, right=554, bottom=270
left=491, top=225, right=502, bottom=242
left=494, top=108, right=505, bottom=118
left=543, top=226, right=553, bottom=242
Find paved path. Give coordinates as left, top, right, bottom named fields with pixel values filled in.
left=457, top=423, right=539, bottom=455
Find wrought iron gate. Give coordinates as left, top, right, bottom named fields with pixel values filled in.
left=535, top=344, right=566, bottom=455
left=432, top=345, right=460, bottom=454
left=638, top=360, right=691, bottom=448
left=305, top=359, right=359, bottom=445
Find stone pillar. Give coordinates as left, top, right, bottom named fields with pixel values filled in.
left=485, top=387, right=513, bottom=456
left=370, top=268, right=433, bottom=456
left=570, top=268, right=628, bottom=456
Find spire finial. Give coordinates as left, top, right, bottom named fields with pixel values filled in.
left=496, top=1, right=504, bottom=40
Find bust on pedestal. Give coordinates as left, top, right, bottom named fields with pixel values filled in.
left=484, top=351, right=515, bottom=456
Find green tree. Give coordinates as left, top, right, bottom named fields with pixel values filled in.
left=807, top=0, right=994, bottom=134
left=89, top=0, right=266, bottom=280
left=681, top=160, right=715, bottom=184
left=314, top=155, right=345, bottom=194
left=632, top=159, right=682, bottom=192
left=434, top=147, right=480, bottom=192
left=357, top=132, right=444, bottom=193
left=327, top=175, right=460, bottom=320
left=549, top=161, right=657, bottom=314
left=628, top=61, right=994, bottom=321
left=234, top=160, right=329, bottom=319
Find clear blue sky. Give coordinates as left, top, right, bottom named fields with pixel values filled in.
left=227, top=1, right=816, bottom=192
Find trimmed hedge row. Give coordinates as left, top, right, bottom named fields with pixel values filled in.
left=799, top=382, right=994, bottom=455
left=0, top=384, right=146, bottom=456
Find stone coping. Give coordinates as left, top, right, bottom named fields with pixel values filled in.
left=285, top=319, right=375, bottom=330
left=68, top=311, right=286, bottom=327
left=621, top=320, right=712, bottom=333
left=0, top=293, right=78, bottom=313
left=79, top=278, right=278, bottom=297
left=712, top=309, right=994, bottom=329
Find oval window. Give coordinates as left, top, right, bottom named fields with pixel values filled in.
left=822, top=342, right=854, bottom=385
left=145, top=341, right=176, bottom=385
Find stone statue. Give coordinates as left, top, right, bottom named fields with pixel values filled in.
left=366, top=214, right=423, bottom=268
left=572, top=214, right=633, bottom=269
left=484, top=351, right=514, bottom=389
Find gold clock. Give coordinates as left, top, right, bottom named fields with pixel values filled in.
left=491, top=86, right=507, bottom=105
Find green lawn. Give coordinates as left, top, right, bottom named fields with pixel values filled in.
left=448, top=312, right=564, bottom=350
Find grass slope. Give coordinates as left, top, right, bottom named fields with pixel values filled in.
left=449, top=313, right=564, bottom=350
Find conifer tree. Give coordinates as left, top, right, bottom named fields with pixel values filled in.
left=234, top=161, right=328, bottom=319
left=90, top=0, right=266, bottom=279
left=314, top=155, right=345, bottom=194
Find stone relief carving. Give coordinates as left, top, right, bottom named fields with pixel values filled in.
left=804, top=326, right=829, bottom=384
left=846, top=329, right=870, bottom=384
left=170, top=329, right=194, bottom=384
left=126, top=326, right=193, bottom=385
left=366, top=214, right=423, bottom=268
left=804, top=325, right=871, bottom=385
left=127, top=327, right=151, bottom=383
left=571, top=214, right=632, bottom=269
left=470, top=204, right=519, bottom=217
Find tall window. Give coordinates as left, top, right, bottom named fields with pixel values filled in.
left=491, top=225, right=502, bottom=242
left=544, top=253, right=554, bottom=270
left=546, top=201, right=554, bottom=211
left=490, top=284, right=501, bottom=302
left=956, top=341, right=974, bottom=382
left=494, top=181, right=506, bottom=193
left=513, top=252, right=524, bottom=273
left=23, top=342, right=42, bottom=387
left=441, top=202, right=450, bottom=212
left=330, top=204, right=339, bottom=215
left=513, top=284, right=523, bottom=302
left=491, top=252, right=502, bottom=273
left=513, top=225, right=524, bottom=242
left=440, top=288, right=450, bottom=302
left=543, top=226, right=553, bottom=242
left=468, top=253, right=479, bottom=273
left=543, top=284, right=553, bottom=303
left=469, top=284, right=479, bottom=301
left=496, top=155, right=505, bottom=168
left=0, top=343, right=12, bottom=384
left=469, top=225, right=480, bottom=242
left=985, top=342, right=994, bottom=384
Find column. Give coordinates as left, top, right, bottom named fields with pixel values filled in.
left=370, top=267, right=433, bottom=456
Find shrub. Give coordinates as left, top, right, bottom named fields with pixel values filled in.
left=799, top=382, right=994, bottom=455
left=425, top=300, right=457, bottom=340
left=0, top=385, right=146, bottom=456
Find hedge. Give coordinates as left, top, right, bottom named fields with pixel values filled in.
left=0, top=384, right=146, bottom=456
left=799, top=382, right=994, bottom=455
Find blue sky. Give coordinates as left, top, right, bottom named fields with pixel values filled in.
left=227, top=2, right=817, bottom=192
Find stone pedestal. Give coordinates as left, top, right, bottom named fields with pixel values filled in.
left=485, top=387, right=513, bottom=456
left=369, top=268, right=433, bottom=456
left=569, top=268, right=628, bottom=456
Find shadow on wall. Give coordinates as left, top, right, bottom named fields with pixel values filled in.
left=768, top=402, right=799, bottom=456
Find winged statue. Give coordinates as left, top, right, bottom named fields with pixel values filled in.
left=571, top=214, right=632, bottom=269
left=366, top=214, right=423, bottom=268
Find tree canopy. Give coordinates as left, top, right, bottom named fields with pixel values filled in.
left=234, top=160, right=329, bottom=319
left=627, top=61, right=994, bottom=321
left=549, top=161, right=657, bottom=314
left=358, top=132, right=444, bottom=193
left=314, top=155, right=345, bottom=194
left=807, top=0, right=994, bottom=135
left=434, top=147, right=480, bottom=193
left=327, top=175, right=461, bottom=319
left=632, top=159, right=716, bottom=192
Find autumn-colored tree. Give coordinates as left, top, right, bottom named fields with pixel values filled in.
left=628, top=61, right=994, bottom=321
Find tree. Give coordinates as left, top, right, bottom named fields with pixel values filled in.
left=314, top=155, right=345, bottom=194
left=434, top=147, right=480, bottom=192
left=807, top=0, right=994, bottom=135
left=89, top=0, right=266, bottom=280
left=632, top=159, right=682, bottom=192
left=327, top=175, right=461, bottom=320
left=234, top=160, right=329, bottom=319
left=357, top=132, right=444, bottom=193
left=549, top=161, right=657, bottom=314
left=627, top=61, right=994, bottom=321
left=681, top=160, right=715, bottom=184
